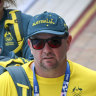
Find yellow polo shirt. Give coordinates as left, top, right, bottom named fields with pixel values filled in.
left=0, top=60, right=96, bottom=96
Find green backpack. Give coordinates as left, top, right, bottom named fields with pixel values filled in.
left=0, top=9, right=32, bottom=96
left=4, top=9, right=24, bottom=54
left=0, top=55, right=28, bottom=74
left=0, top=55, right=32, bottom=96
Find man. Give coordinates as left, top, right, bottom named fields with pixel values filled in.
left=0, top=11, right=96, bottom=96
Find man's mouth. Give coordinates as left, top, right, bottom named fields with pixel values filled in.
left=43, top=57, right=54, bottom=59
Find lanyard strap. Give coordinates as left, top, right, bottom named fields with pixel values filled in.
left=33, top=63, right=39, bottom=96
left=61, top=62, right=70, bottom=96
left=32, top=62, right=70, bottom=96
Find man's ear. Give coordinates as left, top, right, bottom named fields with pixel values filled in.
left=28, top=39, right=31, bottom=48
left=67, top=34, right=72, bottom=51
left=28, top=39, right=33, bottom=54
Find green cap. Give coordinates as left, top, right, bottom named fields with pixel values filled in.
left=27, top=11, right=68, bottom=38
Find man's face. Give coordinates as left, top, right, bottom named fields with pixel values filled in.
left=29, top=33, right=72, bottom=71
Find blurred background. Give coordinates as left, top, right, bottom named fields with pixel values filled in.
left=10, top=0, right=96, bottom=70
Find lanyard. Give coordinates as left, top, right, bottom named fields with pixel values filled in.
left=32, top=62, right=70, bottom=96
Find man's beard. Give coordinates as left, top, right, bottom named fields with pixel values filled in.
left=40, top=57, right=59, bottom=71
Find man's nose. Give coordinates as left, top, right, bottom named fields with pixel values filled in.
left=42, top=42, right=52, bottom=52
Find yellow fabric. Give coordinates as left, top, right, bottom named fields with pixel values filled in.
left=5, top=20, right=14, bottom=28
left=17, top=83, right=29, bottom=89
left=22, top=87, right=28, bottom=96
left=9, top=10, right=22, bottom=43
left=13, top=38, right=24, bottom=53
left=0, top=57, right=25, bottom=67
left=0, top=60, right=96, bottom=96
left=17, top=83, right=29, bottom=96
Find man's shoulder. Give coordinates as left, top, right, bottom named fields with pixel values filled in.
left=0, top=71, right=10, bottom=78
left=22, top=60, right=33, bottom=69
left=0, top=71, right=17, bottom=96
left=0, top=71, right=13, bottom=84
left=68, top=60, right=96, bottom=95
left=22, top=60, right=33, bottom=73
left=68, top=60, right=96, bottom=77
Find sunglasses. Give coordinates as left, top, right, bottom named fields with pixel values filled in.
left=29, top=33, right=69, bottom=50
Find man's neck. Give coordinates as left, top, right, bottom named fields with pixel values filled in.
left=30, top=60, right=67, bottom=78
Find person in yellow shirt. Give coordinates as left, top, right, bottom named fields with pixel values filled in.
left=0, top=11, right=96, bottom=96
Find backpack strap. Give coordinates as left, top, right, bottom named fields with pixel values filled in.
left=0, top=55, right=30, bottom=75
left=0, top=65, right=6, bottom=75
left=4, top=10, right=24, bottom=54
left=0, top=56, right=14, bottom=75
left=6, top=66, right=32, bottom=96
left=0, top=56, right=24, bottom=68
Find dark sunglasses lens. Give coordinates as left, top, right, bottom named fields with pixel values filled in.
left=32, top=39, right=44, bottom=49
left=48, top=38, right=61, bottom=48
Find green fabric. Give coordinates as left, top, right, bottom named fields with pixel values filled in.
left=0, top=52, right=30, bottom=75
left=0, top=9, right=33, bottom=60
left=6, top=66, right=32, bottom=96
left=27, top=11, right=69, bottom=38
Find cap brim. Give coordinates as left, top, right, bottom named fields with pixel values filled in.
left=27, top=30, right=68, bottom=38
